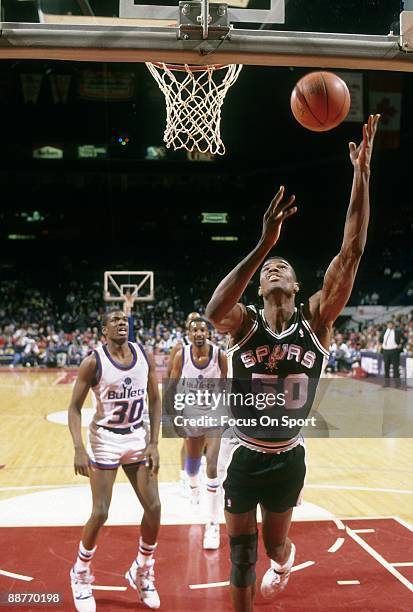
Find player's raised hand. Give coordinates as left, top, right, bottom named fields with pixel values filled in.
left=261, top=186, right=297, bottom=248
left=123, top=291, right=135, bottom=317
left=74, top=447, right=90, bottom=477
left=349, top=114, right=380, bottom=173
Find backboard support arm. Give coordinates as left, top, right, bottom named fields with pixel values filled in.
left=201, top=0, right=209, bottom=40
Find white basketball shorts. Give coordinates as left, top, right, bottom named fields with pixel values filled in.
left=87, top=423, right=147, bottom=469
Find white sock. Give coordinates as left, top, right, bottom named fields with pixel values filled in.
left=206, top=477, right=220, bottom=524
left=188, top=475, right=199, bottom=488
left=180, top=469, right=187, bottom=482
left=75, top=542, right=96, bottom=572
left=270, top=543, right=295, bottom=573
left=136, top=537, right=157, bottom=566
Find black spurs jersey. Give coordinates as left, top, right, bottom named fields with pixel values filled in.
left=226, top=304, right=328, bottom=444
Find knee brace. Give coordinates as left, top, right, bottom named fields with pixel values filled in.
left=229, top=532, right=258, bottom=588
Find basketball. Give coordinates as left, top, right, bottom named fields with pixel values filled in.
left=290, top=71, right=351, bottom=132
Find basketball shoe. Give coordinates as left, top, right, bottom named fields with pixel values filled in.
left=70, top=566, right=96, bottom=612
left=203, top=522, right=220, bottom=550
left=125, top=559, right=160, bottom=609
left=179, top=470, right=190, bottom=498
left=190, top=485, right=201, bottom=505
left=260, top=543, right=295, bottom=600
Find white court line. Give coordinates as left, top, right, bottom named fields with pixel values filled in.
left=353, top=529, right=375, bottom=534
left=312, top=467, right=413, bottom=475
left=306, top=484, right=413, bottom=495
left=334, top=518, right=345, bottom=530
left=392, top=562, right=413, bottom=567
left=346, top=527, right=413, bottom=593
left=92, top=585, right=127, bottom=592
left=189, top=581, right=229, bottom=590
left=189, top=559, right=316, bottom=591
left=339, top=516, right=397, bottom=521
left=337, top=580, right=360, bottom=585
left=0, top=384, right=69, bottom=390
left=293, top=516, right=395, bottom=523
left=0, top=569, right=33, bottom=581
left=394, top=516, right=413, bottom=532
left=0, top=484, right=413, bottom=494
left=189, top=559, right=315, bottom=591
left=291, top=561, right=315, bottom=572
left=328, top=537, right=345, bottom=553
left=52, top=373, right=68, bottom=386
left=0, top=484, right=80, bottom=492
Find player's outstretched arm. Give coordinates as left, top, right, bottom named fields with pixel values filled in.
left=123, top=292, right=135, bottom=317
left=123, top=293, right=136, bottom=342
left=205, top=186, right=297, bottom=335
left=68, top=354, right=96, bottom=477
left=145, top=351, right=161, bottom=475
left=311, top=114, right=380, bottom=330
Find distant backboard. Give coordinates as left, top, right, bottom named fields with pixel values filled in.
left=104, top=271, right=154, bottom=302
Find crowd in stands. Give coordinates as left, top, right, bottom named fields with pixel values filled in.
left=0, top=280, right=226, bottom=368
left=327, top=313, right=413, bottom=373
left=1, top=281, right=412, bottom=370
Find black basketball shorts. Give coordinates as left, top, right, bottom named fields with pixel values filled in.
left=223, top=443, right=306, bottom=514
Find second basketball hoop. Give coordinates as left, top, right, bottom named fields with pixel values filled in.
left=146, top=62, right=243, bottom=156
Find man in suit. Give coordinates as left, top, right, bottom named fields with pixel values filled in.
left=380, top=321, right=406, bottom=388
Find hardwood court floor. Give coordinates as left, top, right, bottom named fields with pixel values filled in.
left=1, top=518, right=412, bottom=611
left=0, top=369, right=412, bottom=526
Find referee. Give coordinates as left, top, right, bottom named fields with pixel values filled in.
left=380, top=320, right=406, bottom=388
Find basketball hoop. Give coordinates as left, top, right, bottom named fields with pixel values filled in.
left=104, top=271, right=154, bottom=303
left=146, top=62, right=243, bottom=155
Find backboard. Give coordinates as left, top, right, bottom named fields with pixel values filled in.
left=118, top=0, right=284, bottom=25
left=104, top=271, right=154, bottom=302
left=0, top=1, right=412, bottom=71
left=1, top=1, right=285, bottom=27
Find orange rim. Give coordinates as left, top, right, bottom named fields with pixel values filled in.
left=149, top=62, right=230, bottom=72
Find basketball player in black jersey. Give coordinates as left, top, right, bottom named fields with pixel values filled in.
left=206, top=114, right=380, bottom=611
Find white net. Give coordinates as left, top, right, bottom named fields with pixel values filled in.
left=146, top=62, right=243, bottom=156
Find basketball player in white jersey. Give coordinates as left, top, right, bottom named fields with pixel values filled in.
left=206, top=115, right=380, bottom=610
left=166, top=312, right=199, bottom=377
left=169, top=317, right=227, bottom=549
left=167, top=311, right=200, bottom=493
left=68, top=307, right=161, bottom=611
